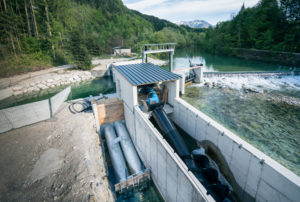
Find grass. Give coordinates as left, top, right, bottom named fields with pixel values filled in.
left=0, top=54, right=53, bottom=78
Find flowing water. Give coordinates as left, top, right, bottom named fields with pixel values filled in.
left=1, top=47, right=299, bottom=200
left=176, top=47, right=300, bottom=176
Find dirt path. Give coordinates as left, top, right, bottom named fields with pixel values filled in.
left=0, top=102, right=114, bottom=201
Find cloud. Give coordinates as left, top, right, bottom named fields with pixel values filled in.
left=123, top=0, right=260, bottom=25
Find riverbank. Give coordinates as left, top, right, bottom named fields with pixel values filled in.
left=228, top=48, right=300, bottom=67
left=0, top=102, right=114, bottom=201
left=0, top=57, right=167, bottom=102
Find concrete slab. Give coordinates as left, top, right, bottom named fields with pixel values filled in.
left=256, top=180, right=291, bottom=202
left=0, top=112, right=12, bottom=133
left=195, top=115, right=208, bottom=141
left=0, top=88, right=13, bottom=101
left=261, top=164, right=300, bottom=202
left=206, top=124, right=220, bottom=145
left=166, top=154, right=178, bottom=202
left=177, top=170, right=193, bottom=202
left=244, top=155, right=263, bottom=197
left=156, top=143, right=167, bottom=194
left=217, top=133, right=234, bottom=160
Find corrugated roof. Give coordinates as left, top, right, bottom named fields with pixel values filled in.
left=114, top=63, right=181, bottom=86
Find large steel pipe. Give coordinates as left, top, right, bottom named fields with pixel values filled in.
left=152, top=107, right=198, bottom=171
left=104, top=125, right=128, bottom=182
left=114, top=121, right=142, bottom=174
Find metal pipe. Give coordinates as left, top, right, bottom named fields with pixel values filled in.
left=152, top=107, right=198, bottom=171
left=104, top=125, right=128, bottom=182
left=114, top=121, right=143, bottom=174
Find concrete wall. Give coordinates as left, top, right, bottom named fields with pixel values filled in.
left=114, top=70, right=137, bottom=112
left=165, top=80, right=180, bottom=106
left=0, top=87, right=70, bottom=134
left=171, top=98, right=300, bottom=202
left=123, top=104, right=214, bottom=202
left=50, top=86, right=71, bottom=114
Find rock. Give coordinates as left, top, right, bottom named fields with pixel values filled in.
left=32, top=87, right=40, bottom=92
left=54, top=76, right=60, bottom=81
left=13, top=91, right=23, bottom=96
left=47, top=79, right=54, bottom=83
left=37, top=84, right=45, bottom=89
left=204, top=82, right=210, bottom=87
left=42, top=85, right=49, bottom=90
left=41, top=81, right=46, bottom=85
left=13, top=86, right=23, bottom=91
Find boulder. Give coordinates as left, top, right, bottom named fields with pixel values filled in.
left=12, top=86, right=23, bottom=91
left=13, top=91, right=23, bottom=96
left=47, top=79, right=54, bottom=83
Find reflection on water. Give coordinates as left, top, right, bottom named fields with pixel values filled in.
left=0, top=77, right=116, bottom=109
left=173, top=47, right=298, bottom=72
left=183, top=86, right=300, bottom=176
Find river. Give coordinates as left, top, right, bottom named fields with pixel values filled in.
left=1, top=47, right=299, bottom=200
left=176, top=47, right=300, bottom=176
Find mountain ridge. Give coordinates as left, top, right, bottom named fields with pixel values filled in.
left=175, top=20, right=212, bottom=28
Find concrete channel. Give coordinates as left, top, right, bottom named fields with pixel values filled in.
left=85, top=57, right=300, bottom=201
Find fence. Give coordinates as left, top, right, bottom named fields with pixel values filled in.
left=0, top=86, right=71, bottom=134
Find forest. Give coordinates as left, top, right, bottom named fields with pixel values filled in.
left=0, top=0, right=204, bottom=77
left=201, top=0, right=300, bottom=55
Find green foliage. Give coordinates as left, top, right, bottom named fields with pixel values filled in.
left=0, top=0, right=204, bottom=76
left=201, top=0, right=300, bottom=54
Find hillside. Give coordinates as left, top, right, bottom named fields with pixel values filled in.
left=201, top=0, right=300, bottom=54
left=175, top=20, right=211, bottom=28
left=0, top=0, right=203, bottom=77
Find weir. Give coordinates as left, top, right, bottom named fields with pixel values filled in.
left=90, top=51, right=300, bottom=201
left=204, top=70, right=300, bottom=78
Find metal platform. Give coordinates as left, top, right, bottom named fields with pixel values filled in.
left=115, top=169, right=151, bottom=194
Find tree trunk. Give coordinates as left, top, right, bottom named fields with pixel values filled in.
left=24, top=0, right=32, bottom=36
left=29, top=0, right=38, bottom=38
left=10, top=34, right=16, bottom=57
left=2, top=0, right=6, bottom=11
left=0, top=1, right=3, bottom=12
left=44, top=0, right=51, bottom=36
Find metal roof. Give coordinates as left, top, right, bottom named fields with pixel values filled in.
left=114, top=63, right=181, bottom=86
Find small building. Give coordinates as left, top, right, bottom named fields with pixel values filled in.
left=113, top=47, right=131, bottom=56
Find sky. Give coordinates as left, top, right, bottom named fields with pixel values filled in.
left=122, top=0, right=260, bottom=25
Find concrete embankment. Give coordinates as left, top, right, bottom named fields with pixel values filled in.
left=171, top=97, right=300, bottom=202
left=0, top=102, right=114, bottom=201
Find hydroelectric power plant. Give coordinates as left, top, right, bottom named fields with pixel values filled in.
left=89, top=44, right=300, bottom=202
left=0, top=44, right=299, bottom=201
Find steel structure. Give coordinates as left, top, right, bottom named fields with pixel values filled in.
left=141, top=43, right=176, bottom=72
